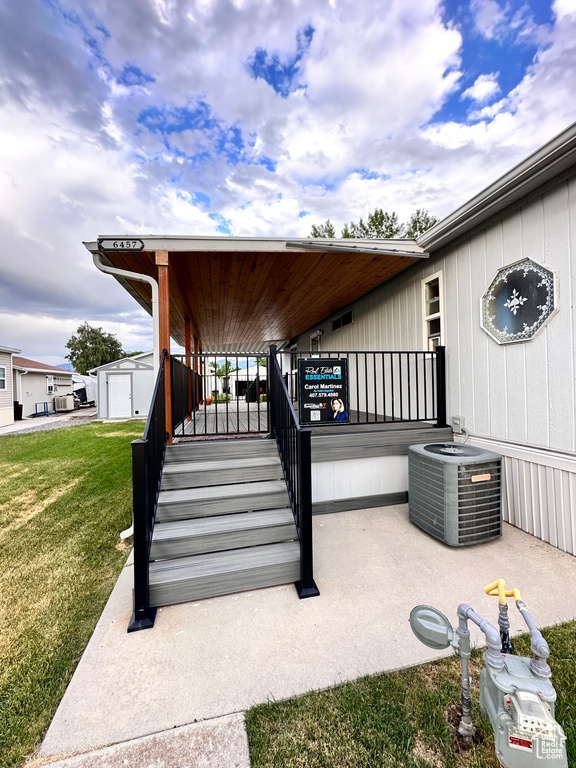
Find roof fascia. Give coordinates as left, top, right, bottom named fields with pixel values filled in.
left=0, top=345, right=21, bottom=354
left=418, top=121, right=576, bottom=253
left=83, top=236, right=424, bottom=254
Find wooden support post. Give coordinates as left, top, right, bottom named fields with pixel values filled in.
left=157, top=251, right=172, bottom=444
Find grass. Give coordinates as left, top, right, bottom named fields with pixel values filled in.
left=0, top=421, right=144, bottom=768
left=2, top=423, right=574, bottom=768
left=246, top=621, right=576, bottom=768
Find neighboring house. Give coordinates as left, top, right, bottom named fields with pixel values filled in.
left=90, top=352, right=154, bottom=420
left=12, top=357, right=74, bottom=418
left=0, top=344, right=21, bottom=426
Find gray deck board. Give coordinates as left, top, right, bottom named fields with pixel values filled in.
left=159, top=479, right=287, bottom=505
left=149, top=541, right=300, bottom=606
left=150, top=508, right=296, bottom=559
left=163, top=456, right=280, bottom=474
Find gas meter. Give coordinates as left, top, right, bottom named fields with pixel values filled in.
left=410, top=580, right=567, bottom=767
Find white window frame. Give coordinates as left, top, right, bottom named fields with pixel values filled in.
left=422, top=271, right=444, bottom=350
left=0, top=366, right=6, bottom=390
left=309, top=330, right=322, bottom=355
left=46, top=375, right=55, bottom=394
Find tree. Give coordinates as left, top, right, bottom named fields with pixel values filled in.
left=310, top=208, right=438, bottom=240
left=210, top=360, right=240, bottom=378
left=65, top=322, right=124, bottom=374
left=404, top=208, right=439, bottom=238
left=309, top=219, right=336, bottom=238
left=342, top=209, right=403, bottom=239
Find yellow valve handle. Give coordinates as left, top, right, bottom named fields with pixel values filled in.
left=484, top=579, right=522, bottom=604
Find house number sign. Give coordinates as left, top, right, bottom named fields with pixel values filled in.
left=481, top=258, right=557, bottom=344
left=98, top=238, right=144, bottom=251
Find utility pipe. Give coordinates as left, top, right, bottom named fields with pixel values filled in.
left=92, top=252, right=160, bottom=374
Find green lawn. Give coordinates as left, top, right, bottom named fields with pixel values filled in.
left=246, top=622, right=575, bottom=768
left=0, top=422, right=143, bottom=768
left=2, top=423, right=574, bottom=768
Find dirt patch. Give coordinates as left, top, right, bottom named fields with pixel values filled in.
left=97, top=431, right=143, bottom=438
left=0, top=479, right=81, bottom=539
left=445, top=702, right=488, bottom=754
left=0, top=464, right=31, bottom=485
left=412, top=734, right=444, bottom=767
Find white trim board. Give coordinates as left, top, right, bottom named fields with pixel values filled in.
left=459, top=435, right=576, bottom=473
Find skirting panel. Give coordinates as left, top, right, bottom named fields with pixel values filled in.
left=313, top=491, right=408, bottom=516
left=466, top=437, right=576, bottom=556
left=502, top=456, right=576, bottom=556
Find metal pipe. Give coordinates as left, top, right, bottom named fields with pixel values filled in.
left=92, top=252, right=160, bottom=374
left=457, top=604, right=503, bottom=669
left=455, top=617, right=476, bottom=740
left=515, top=600, right=552, bottom=679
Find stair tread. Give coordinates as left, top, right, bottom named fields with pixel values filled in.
left=149, top=541, right=300, bottom=583
left=158, top=479, right=288, bottom=505
left=165, top=439, right=276, bottom=462
left=163, top=456, right=281, bottom=474
left=153, top=508, right=295, bottom=540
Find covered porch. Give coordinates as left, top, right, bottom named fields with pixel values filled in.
left=83, top=235, right=448, bottom=630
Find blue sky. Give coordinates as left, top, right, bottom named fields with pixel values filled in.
left=0, top=0, right=575, bottom=362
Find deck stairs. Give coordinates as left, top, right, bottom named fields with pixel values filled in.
left=148, top=437, right=300, bottom=607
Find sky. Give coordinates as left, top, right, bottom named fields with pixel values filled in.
left=1, top=0, right=576, bottom=366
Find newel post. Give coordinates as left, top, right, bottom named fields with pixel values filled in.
left=434, top=345, right=449, bottom=428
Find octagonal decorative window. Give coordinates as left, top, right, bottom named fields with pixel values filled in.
left=481, top=258, right=557, bottom=345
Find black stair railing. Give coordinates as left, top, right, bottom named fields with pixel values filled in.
left=269, top=345, right=319, bottom=599
left=128, top=349, right=168, bottom=632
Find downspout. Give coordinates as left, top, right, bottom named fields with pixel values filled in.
left=92, top=252, right=160, bottom=374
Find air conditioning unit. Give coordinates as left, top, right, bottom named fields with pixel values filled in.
left=408, top=443, right=502, bottom=546
left=55, top=395, right=74, bottom=412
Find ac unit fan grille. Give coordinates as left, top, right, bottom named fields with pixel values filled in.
left=457, top=461, right=501, bottom=544
left=408, top=454, right=446, bottom=541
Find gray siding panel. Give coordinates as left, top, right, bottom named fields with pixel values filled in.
left=295, top=173, right=576, bottom=554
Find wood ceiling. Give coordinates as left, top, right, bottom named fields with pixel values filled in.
left=104, top=247, right=422, bottom=348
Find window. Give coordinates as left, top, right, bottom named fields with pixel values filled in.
left=309, top=331, right=323, bottom=354
left=422, top=272, right=444, bottom=350
left=0, top=367, right=5, bottom=390
left=46, top=375, right=55, bottom=394
left=332, top=309, right=353, bottom=332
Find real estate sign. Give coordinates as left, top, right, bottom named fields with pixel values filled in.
left=298, top=358, right=349, bottom=425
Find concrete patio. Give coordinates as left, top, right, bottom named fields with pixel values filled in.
left=38, top=504, right=576, bottom=764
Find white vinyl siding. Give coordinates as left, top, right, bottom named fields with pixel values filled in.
left=297, top=176, right=576, bottom=454
left=0, top=353, right=13, bottom=425
left=294, top=174, right=576, bottom=555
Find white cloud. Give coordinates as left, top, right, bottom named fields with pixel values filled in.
left=0, top=0, right=576, bottom=359
left=471, top=0, right=510, bottom=41
left=462, top=73, right=501, bottom=104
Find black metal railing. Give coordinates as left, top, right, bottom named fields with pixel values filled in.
left=276, top=347, right=448, bottom=428
left=171, top=353, right=269, bottom=437
left=270, top=346, right=319, bottom=599
left=128, top=350, right=168, bottom=632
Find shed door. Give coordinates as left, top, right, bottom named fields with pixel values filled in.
left=108, top=374, right=132, bottom=418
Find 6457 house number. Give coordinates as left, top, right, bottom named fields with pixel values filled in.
left=98, top=238, right=144, bottom=251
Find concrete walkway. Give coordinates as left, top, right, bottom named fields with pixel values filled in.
left=0, top=407, right=98, bottom=435
left=36, top=505, right=576, bottom=766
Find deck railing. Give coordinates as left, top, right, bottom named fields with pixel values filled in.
left=276, top=347, right=448, bottom=428
left=128, top=350, right=168, bottom=632
left=171, top=353, right=269, bottom=437
left=269, top=346, right=319, bottom=599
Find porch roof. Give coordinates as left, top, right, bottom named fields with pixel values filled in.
left=83, top=236, right=427, bottom=350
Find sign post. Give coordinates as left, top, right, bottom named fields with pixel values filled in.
left=297, top=358, right=349, bottom=425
